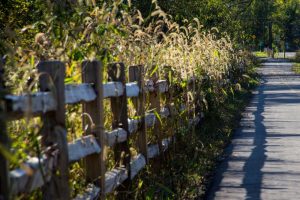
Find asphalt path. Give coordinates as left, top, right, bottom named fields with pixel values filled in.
left=206, top=59, right=300, bottom=200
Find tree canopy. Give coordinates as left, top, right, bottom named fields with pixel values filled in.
left=133, top=0, right=300, bottom=50
left=0, top=0, right=299, bottom=53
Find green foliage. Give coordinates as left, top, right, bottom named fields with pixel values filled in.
left=132, top=0, right=300, bottom=51
left=1, top=0, right=261, bottom=198
left=254, top=51, right=268, bottom=58
left=292, top=63, right=300, bottom=74
left=132, top=57, right=259, bottom=199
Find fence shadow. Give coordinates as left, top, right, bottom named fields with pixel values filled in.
left=205, top=80, right=268, bottom=199
left=240, top=83, right=266, bottom=200
left=206, top=58, right=300, bottom=199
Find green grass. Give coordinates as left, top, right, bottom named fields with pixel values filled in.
left=292, top=63, right=300, bottom=74
left=130, top=64, right=260, bottom=199
left=253, top=51, right=268, bottom=58
left=292, top=50, right=300, bottom=74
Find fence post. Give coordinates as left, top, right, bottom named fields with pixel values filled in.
left=189, top=76, right=198, bottom=131
left=81, top=60, right=105, bottom=199
left=149, top=70, right=163, bottom=160
left=129, top=65, right=148, bottom=163
left=108, top=63, right=131, bottom=195
left=0, top=58, right=10, bottom=200
left=38, top=61, right=70, bottom=200
left=163, top=67, right=174, bottom=159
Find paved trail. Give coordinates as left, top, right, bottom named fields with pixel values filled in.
left=207, top=59, right=300, bottom=200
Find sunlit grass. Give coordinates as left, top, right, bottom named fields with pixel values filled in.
left=253, top=51, right=267, bottom=58
left=292, top=63, right=300, bottom=74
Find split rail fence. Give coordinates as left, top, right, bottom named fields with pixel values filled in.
left=0, top=60, right=202, bottom=199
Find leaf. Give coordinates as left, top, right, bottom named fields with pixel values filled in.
left=230, top=87, right=235, bottom=97
left=30, top=55, right=35, bottom=67
left=180, top=81, right=187, bottom=89
left=153, top=110, right=162, bottom=125
left=213, top=49, right=220, bottom=58
left=242, top=74, right=251, bottom=79
left=96, top=24, right=107, bottom=36
left=150, top=65, right=159, bottom=77
left=65, top=77, right=74, bottom=84
left=202, top=98, right=208, bottom=110
left=21, top=25, right=34, bottom=33
left=168, top=71, right=172, bottom=85
left=221, top=88, right=227, bottom=96
left=0, top=144, right=18, bottom=165
left=138, top=180, right=143, bottom=189
left=71, top=49, right=84, bottom=61
left=128, top=98, right=135, bottom=110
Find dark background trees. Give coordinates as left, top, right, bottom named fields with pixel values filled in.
left=132, top=0, right=300, bottom=51
left=1, top=0, right=299, bottom=52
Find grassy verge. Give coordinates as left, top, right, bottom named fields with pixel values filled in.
left=200, top=84, right=257, bottom=196
left=292, top=63, right=300, bottom=74
left=130, top=63, right=260, bottom=199
left=291, top=51, right=300, bottom=74
left=253, top=51, right=267, bottom=58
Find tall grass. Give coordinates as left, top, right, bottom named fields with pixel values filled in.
left=4, top=0, right=241, bottom=90
left=1, top=0, right=257, bottom=198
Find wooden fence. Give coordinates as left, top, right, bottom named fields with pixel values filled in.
left=0, top=60, right=202, bottom=199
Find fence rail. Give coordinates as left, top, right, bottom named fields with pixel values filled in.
left=0, top=60, right=202, bottom=199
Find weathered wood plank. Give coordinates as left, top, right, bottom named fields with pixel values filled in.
left=128, top=118, right=139, bottom=134
left=145, top=79, right=168, bottom=93
left=75, top=154, right=147, bottom=196
left=5, top=92, right=57, bottom=119
left=10, top=155, right=56, bottom=195
left=160, top=106, right=171, bottom=118
left=130, top=154, right=146, bottom=179
left=6, top=83, right=96, bottom=119
left=10, top=134, right=101, bottom=195
left=103, top=82, right=123, bottom=98
left=103, top=82, right=140, bottom=98
left=157, top=80, right=169, bottom=93
left=126, top=82, right=140, bottom=97
left=106, top=119, right=140, bottom=147
left=104, top=168, right=128, bottom=194
left=74, top=184, right=100, bottom=200
left=103, top=80, right=168, bottom=99
left=104, top=154, right=146, bottom=193
left=145, top=113, right=156, bottom=128
left=38, top=61, right=70, bottom=200
left=106, top=128, right=127, bottom=147
left=6, top=80, right=170, bottom=121
left=147, top=144, right=159, bottom=159
left=148, top=137, right=172, bottom=159
left=68, top=135, right=101, bottom=163
left=161, top=137, right=172, bottom=151
left=65, top=83, right=96, bottom=104
left=10, top=136, right=172, bottom=196
left=82, top=60, right=106, bottom=199
left=107, top=111, right=169, bottom=147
